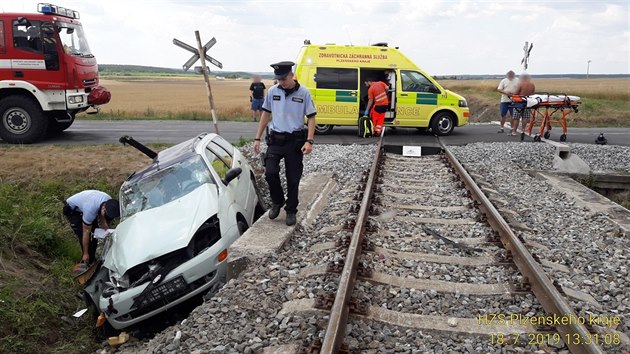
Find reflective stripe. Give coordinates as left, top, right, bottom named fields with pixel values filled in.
left=375, top=91, right=388, bottom=104
left=369, top=81, right=390, bottom=105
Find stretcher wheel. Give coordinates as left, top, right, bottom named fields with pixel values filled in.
left=560, top=134, right=567, bottom=142
left=534, top=135, right=541, bottom=142
left=544, top=131, right=551, bottom=139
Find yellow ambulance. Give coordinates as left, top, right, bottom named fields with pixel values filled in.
left=294, top=43, right=470, bottom=135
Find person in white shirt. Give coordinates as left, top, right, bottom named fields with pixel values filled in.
left=497, top=70, right=519, bottom=133
left=63, top=190, right=119, bottom=264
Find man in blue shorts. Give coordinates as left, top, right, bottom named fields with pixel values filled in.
left=497, top=70, right=519, bottom=133
left=249, top=75, right=266, bottom=121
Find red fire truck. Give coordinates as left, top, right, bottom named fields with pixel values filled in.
left=0, top=3, right=110, bottom=143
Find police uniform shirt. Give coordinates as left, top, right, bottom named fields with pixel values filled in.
left=66, top=190, right=112, bottom=225
left=262, top=84, right=316, bottom=133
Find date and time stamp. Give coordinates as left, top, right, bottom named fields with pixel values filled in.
left=478, top=313, right=624, bottom=346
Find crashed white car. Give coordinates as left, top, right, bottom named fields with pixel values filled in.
left=84, top=133, right=264, bottom=330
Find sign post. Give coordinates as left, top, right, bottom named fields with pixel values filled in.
left=173, top=32, right=223, bottom=134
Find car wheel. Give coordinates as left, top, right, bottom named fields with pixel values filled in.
left=314, top=124, right=334, bottom=135
left=430, top=112, right=455, bottom=136
left=0, top=96, right=48, bottom=143
left=237, top=220, right=249, bottom=236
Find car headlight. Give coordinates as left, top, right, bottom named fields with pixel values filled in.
left=458, top=99, right=468, bottom=107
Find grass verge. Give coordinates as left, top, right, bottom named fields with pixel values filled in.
left=0, top=145, right=159, bottom=354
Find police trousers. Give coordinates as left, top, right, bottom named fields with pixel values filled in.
left=63, top=202, right=98, bottom=263
left=264, top=130, right=305, bottom=214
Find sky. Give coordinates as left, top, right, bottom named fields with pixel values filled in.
left=3, top=0, right=629, bottom=75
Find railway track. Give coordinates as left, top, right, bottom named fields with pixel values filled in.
left=290, top=135, right=612, bottom=353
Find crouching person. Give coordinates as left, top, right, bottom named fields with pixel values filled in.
left=63, top=190, right=120, bottom=264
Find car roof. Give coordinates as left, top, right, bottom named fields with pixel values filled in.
left=125, top=133, right=217, bottom=183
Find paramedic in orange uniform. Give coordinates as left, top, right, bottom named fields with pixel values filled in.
left=364, top=78, right=390, bottom=136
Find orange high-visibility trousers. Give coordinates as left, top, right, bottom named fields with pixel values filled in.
left=370, top=106, right=386, bottom=136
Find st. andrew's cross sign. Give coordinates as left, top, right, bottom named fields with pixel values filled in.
left=173, top=31, right=223, bottom=133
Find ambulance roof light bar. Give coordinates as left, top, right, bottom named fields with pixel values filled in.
left=37, top=3, right=80, bottom=19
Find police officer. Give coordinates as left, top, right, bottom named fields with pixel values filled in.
left=63, top=190, right=120, bottom=264
left=253, top=61, right=316, bottom=226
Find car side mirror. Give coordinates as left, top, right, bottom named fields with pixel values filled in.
left=223, top=167, right=242, bottom=185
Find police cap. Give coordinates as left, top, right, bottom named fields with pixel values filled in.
left=271, top=61, right=295, bottom=79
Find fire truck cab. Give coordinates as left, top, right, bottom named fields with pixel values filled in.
left=0, top=3, right=109, bottom=143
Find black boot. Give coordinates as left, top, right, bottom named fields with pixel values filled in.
left=286, top=213, right=297, bottom=226
left=269, top=204, right=282, bottom=220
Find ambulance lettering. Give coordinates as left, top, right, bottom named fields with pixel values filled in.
left=317, top=104, right=359, bottom=115
left=396, top=106, right=422, bottom=117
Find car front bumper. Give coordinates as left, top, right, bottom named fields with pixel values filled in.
left=99, top=248, right=227, bottom=330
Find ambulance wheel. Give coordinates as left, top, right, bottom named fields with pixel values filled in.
left=430, top=112, right=455, bottom=136
left=314, top=124, right=334, bottom=135
left=0, top=96, right=48, bottom=144
left=543, top=131, right=551, bottom=139
left=560, top=134, right=567, bottom=142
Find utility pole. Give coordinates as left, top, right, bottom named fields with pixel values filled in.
left=587, top=60, right=592, bottom=79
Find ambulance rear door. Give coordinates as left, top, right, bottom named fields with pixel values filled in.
left=313, top=67, right=359, bottom=126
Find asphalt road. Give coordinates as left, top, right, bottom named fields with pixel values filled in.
left=2, top=120, right=628, bottom=146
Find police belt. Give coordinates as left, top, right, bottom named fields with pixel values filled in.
left=266, top=129, right=306, bottom=145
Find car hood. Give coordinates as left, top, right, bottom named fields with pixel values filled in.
left=105, top=183, right=219, bottom=275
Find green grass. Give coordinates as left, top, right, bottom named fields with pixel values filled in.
left=0, top=178, right=118, bottom=354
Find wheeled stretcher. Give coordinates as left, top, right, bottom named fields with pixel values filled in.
left=510, top=93, right=581, bottom=142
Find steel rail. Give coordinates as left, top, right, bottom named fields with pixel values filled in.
left=319, top=136, right=384, bottom=353
left=440, top=141, right=604, bottom=354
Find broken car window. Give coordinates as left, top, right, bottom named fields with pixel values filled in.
left=120, top=155, right=213, bottom=219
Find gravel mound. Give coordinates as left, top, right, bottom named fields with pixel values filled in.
left=450, top=142, right=630, bottom=173
left=569, top=143, right=630, bottom=172
left=451, top=144, right=630, bottom=353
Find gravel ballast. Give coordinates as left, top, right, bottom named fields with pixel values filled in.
left=101, top=141, right=628, bottom=354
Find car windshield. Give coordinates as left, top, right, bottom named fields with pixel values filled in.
left=120, top=155, right=213, bottom=219
left=55, top=22, right=92, bottom=57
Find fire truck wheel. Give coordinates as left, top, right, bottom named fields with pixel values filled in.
left=0, top=96, right=48, bottom=144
